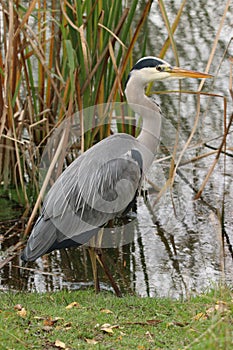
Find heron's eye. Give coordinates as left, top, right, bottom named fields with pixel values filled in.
left=157, top=66, right=163, bottom=72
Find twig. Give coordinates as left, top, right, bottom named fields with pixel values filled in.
left=195, top=113, right=233, bottom=199
left=198, top=0, right=231, bottom=91
left=24, top=130, right=66, bottom=237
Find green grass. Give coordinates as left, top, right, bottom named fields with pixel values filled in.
left=0, top=287, right=233, bottom=349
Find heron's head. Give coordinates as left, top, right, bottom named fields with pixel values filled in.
left=126, top=56, right=212, bottom=86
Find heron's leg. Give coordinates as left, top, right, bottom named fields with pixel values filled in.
left=88, top=229, right=122, bottom=296
left=96, top=250, right=122, bottom=297
left=88, top=246, right=100, bottom=293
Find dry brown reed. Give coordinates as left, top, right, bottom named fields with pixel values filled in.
left=0, top=0, right=153, bottom=215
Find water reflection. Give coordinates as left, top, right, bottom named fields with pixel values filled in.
left=1, top=156, right=232, bottom=298
left=1, top=0, right=233, bottom=297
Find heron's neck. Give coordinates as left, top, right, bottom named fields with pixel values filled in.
left=125, top=76, right=161, bottom=155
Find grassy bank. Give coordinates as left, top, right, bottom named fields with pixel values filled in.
left=0, top=287, right=232, bottom=349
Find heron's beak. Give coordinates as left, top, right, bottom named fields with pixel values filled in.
left=168, top=66, right=213, bottom=79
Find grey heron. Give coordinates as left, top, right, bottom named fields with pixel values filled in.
left=21, top=56, right=212, bottom=293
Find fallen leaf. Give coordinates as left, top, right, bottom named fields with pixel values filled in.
left=192, top=312, right=207, bottom=321
left=205, top=306, right=215, bottom=316
left=65, top=302, right=81, bottom=309
left=14, top=304, right=23, bottom=311
left=42, top=325, right=53, bottom=332
left=100, top=308, right=113, bottom=314
left=215, top=300, right=229, bottom=313
left=101, top=326, right=114, bottom=334
left=85, top=338, right=98, bottom=345
left=120, top=331, right=126, bottom=336
left=101, top=323, right=114, bottom=328
left=34, top=316, right=46, bottom=320
left=206, top=302, right=228, bottom=316
left=54, top=339, right=66, bottom=348
left=100, top=323, right=119, bottom=334
left=145, top=331, right=154, bottom=342
left=43, top=316, right=63, bottom=326
left=63, top=322, right=72, bottom=330
left=17, top=308, right=27, bottom=318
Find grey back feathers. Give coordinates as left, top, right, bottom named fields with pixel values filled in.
left=22, top=134, right=148, bottom=261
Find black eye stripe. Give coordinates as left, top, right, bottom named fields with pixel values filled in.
left=132, top=58, right=164, bottom=70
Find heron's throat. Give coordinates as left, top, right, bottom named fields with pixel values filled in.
left=125, top=77, right=161, bottom=155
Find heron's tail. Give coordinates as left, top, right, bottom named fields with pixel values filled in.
left=21, top=214, right=101, bottom=262
left=21, top=216, right=57, bottom=262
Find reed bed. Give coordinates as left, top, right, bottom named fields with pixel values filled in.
left=0, top=0, right=152, bottom=212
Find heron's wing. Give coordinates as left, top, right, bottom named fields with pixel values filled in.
left=22, top=134, right=144, bottom=261
left=43, top=137, right=143, bottom=242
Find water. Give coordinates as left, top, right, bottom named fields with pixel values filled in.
left=0, top=0, right=233, bottom=297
